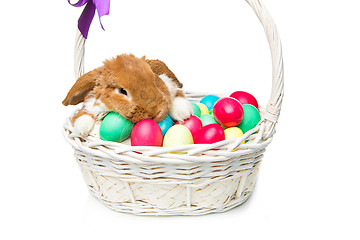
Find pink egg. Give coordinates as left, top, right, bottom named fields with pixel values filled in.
left=230, top=91, right=259, bottom=109
left=175, top=116, right=203, bottom=139
left=194, top=124, right=225, bottom=144
left=131, top=119, right=163, bottom=146
left=213, top=97, right=244, bottom=128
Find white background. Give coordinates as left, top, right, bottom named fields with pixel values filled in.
left=1, top=0, right=359, bottom=239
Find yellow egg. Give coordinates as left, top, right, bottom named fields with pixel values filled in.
left=163, top=125, right=194, bottom=154
left=224, top=127, right=245, bottom=144
left=196, top=103, right=210, bottom=116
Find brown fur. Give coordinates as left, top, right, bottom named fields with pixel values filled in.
left=71, top=109, right=94, bottom=125
left=63, top=54, right=182, bottom=123
left=62, top=70, right=98, bottom=106
left=146, top=59, right=183, bottom=88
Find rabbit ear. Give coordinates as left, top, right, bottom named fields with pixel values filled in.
left=62, top=69, right=100, bottom=106
left=146, top=59, right=183, bottom=88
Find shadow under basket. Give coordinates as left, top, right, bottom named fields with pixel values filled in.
left=63, top=0, right=284, bottom=216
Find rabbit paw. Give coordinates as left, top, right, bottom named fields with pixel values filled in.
left=169, top=97, right=194, bottom=123
left=73, top=115, right=95, bottom=137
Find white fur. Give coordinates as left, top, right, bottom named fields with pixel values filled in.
left=159, top=74, right=178, bottom=99
left=84, top=97, right=107, bottom=120
left=169, top=97, right=194, bottom=123
left=73, top=115, right=96, bottom=137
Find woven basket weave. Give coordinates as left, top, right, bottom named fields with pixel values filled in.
left=63, top=0, right=284, bottom=216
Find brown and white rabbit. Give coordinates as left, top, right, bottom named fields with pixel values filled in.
left=63, top=54, right=193, bottom=136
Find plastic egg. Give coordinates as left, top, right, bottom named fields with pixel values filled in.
left=195, top=103, right=209, bottom=116
left=176, top=115, right=202, bottom=138
left=157, top=115, right=174, bottom=136
left=200, top=114, right=218, bottom=126
left=237, top=104, right=261, bottom=133
left=230, top=91, right=259, bottom=109
left=163, top=125, right=194, bottom=149
left=192, top=102, right=201, bottom=117
left=131, top=119, right=163, bottom=146
left=200, top=95, right=220, bottom=112
left=224, top=127, right=245, bottom=144
left=194, top=123, right=225, bottom=144
left=213, top=97, right=244, bottom=128
left=100, top=112, right=134, bottom=142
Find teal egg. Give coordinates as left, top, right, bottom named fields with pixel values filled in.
left=158, top=115, right=174, bottom=136
left=192, top=102, right=201, bottom=117
left=100, top=112, right=134, bottom=142
left=237, top=104, right=261, bottom=133
left=200, top=114, right=218, bottom=126
left=200, top=95, right=220, bottom=111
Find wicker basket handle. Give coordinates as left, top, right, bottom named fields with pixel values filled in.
left=72, top=0, right=284, bottom=139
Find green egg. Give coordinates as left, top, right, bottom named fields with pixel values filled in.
left=100, top=112, right=134, bottom=142
left=192, top=102, right=201, bottom=117
left=208, top=109, right=226, bottom=129
left=237, top=104, right=261, bottom=133
left=200, top=114, right=218, bottom=126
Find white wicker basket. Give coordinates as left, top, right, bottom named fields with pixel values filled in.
left=63, top=0, right=284, bottom=216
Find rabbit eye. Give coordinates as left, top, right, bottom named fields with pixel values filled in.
left=120, top=88, right=128, bottom=95
left=115, top=88, right=128, bottom=96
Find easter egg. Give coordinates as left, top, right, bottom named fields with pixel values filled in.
left=163, top=125, right=194, bottom=148
left=237, top=104, right=261, bottom=133
left=200, top=114, right=218, bottom=126
left=195, top=103, right=209, bottom=116
left=194, top=124, right=225, bottom=144
left=230, top=91, right=259, bottom=109
left=192, top=102, right=201, bottom=117
left=224, top=127, right=245, bottom=144
left=131, top=119, right=163, bottom=146
left=100, top=112, right=134, bottom=142
left=157, top=115, right=174, bottom=136
left=200, top=95, right=220, bottom=111
left=176, top=115, right=202, bottom=138
left=213, top=97, right=244, bottom=128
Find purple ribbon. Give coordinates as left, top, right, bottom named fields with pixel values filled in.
left=68, top=0, right=110, bottom=39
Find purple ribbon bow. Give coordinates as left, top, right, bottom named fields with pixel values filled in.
left=68, top=0, right=110, bottom=39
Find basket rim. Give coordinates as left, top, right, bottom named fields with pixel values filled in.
left=63, top=92, right=272, bottom=165
left=63, top=121, right=272, bottom=162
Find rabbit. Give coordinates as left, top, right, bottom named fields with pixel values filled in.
left=63, top=54, right=193, bottom=136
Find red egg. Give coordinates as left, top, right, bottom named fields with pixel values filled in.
left=230, top=91, right=259, bottom=109
left=194, top=124, right=225, bottom=144
left=175, top=116, right=203, bottom=139
left=212, top=97, right=244, bottom=127
left=131, top=119, right=163, bottom=146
